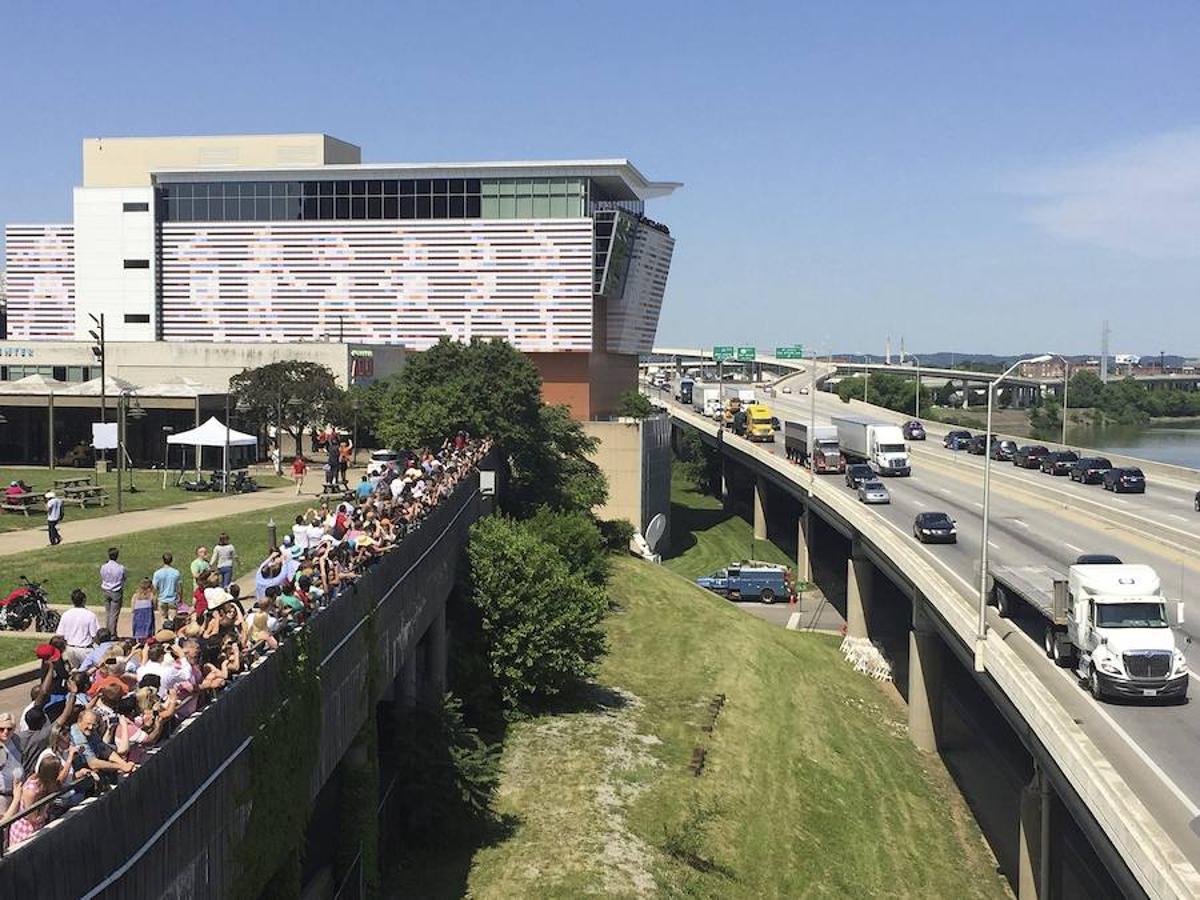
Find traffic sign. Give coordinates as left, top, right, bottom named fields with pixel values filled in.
left=776, top=345, right=804, bottom=360
left=713, top=345, right=735, bottom=362
left=736, top=346, right=757, bottom=362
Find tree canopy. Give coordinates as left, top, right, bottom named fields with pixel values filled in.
left=836, top=373, right=929, bottom=415
left=229, top=360, right=343, bottom=452
left=370, top=338, right=606, bottom=515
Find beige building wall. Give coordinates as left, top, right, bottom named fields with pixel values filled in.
left=82, top=134, right=362, bottom=187
left=584, top=419, right=645, bottom=528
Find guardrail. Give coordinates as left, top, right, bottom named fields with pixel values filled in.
left=663, top=402, right=1200, bottom=899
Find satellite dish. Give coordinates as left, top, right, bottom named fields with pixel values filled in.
left=645, top=513, right=667, bottom=552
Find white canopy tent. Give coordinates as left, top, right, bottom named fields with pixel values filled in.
left=166, top=416, right=257, bottom=487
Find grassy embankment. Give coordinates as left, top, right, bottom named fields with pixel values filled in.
left=0, top=466, right=288, bottom=534
left=0, top=636, right=42, bottom=670
left=433, top=473, right=1006, bottom=898
left=0, top=499, right=314, bottom=604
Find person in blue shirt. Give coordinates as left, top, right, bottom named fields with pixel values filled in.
left=355, top=475, right=373, bottom=501
left=152, top=553, right=182, bottom=619
left=78, top=629, right=117, bottom=673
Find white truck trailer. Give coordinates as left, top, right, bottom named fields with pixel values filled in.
left=989, top=562, right=1189, bottom=702
left=691, top=384, right=723, bottom=418
left=830, top=414, right=911, bottom=476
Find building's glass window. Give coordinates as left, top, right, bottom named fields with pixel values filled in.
left=122, top=202, right=150, bottom=212
left=160, top=176, right=589, bottom=222
left=123, top=258, right=150, bottom=269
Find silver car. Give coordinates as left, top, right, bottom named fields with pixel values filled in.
left=857, top=480, right=890, bottom=504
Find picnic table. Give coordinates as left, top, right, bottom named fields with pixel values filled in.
left=1, top=491, right=41, bottom=516
left=63, top=484, right=109, bottom=508
left=54, top=475, right=95, bottom=491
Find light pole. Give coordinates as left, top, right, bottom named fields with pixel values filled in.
left=862, top=356, right=870, bottom=405
left=976, top=354, right=1053, bottom=671
left=809, top=348, right=819, bottom=484
left=911, top=356, right=922, bottom=419
left=1056, top=356, right=1070, bottom=446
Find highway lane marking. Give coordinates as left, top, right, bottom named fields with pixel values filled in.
left=1011, top=518, right=1028, bottom=528
left=1170, top=514, right=1190, bottom=523
left=972, top=501, right=983, bottom=509
left=1064, top=542, right=1084, bottom=554
left=911, top=499, right=927, bottom=508
left=1111, top=497, right=1130, bottom=505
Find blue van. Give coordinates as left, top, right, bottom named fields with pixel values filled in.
left=695, top=561, right=793, bottom=604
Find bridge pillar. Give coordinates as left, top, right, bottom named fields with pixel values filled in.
left=846, top=538, right=874, bottom=640
left=1018, top=765, right=1050, bottom=899
left=424, top=608, right=448, bottom=706
left=721, top=455, right=732, bottom=510
left=796, top=505, right=812, bottom=583
left=753, top=476, right=767, bottom=541
left=962, top=379, right=970, bottom=409
left=907, top=598, right=942, bottom=753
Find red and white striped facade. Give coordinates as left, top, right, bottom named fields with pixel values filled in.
left=3, top=225, right=75, bottom=340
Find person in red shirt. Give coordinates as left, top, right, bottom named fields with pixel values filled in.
left=291, top=456, right=307, bottom=495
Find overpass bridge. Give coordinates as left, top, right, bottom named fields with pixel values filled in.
left=654, top=378, right=1200, bottom=899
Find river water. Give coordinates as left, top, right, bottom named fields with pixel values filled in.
left=1066, top=423, right=1200, bottom=470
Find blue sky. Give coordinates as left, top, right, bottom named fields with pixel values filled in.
left=3, top=2, right=1198, bottom=357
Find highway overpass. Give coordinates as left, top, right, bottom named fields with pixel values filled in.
left=652, top=374, right=1200, bottom=899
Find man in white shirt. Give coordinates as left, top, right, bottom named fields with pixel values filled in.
left=56, top=589, right=99, bottom=669
left=291, top=515, right=310, bottom=551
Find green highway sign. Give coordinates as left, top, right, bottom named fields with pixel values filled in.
left=713, top=345, right=735, bottom=362
left=775, top=345, right=804, bottom=360
left=736, top=346, right=757, bottom=362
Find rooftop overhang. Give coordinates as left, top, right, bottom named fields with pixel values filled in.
left=151, top=158, right=681, bottom=202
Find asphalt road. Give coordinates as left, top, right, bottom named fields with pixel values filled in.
left=654, top=378, right=1200, bottom=866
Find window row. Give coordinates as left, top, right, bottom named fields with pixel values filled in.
left=162, top=192, right=586, bottom=222
left=161, top=177, right=586, bottom=201
left=0, top=365, right=95, bottom=383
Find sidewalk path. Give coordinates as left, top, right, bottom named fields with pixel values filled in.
left=0, top=485, right=314, bottom=559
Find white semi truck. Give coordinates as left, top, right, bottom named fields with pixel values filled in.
left=830, top=414, right=911, bottom=476
left=989, top=562, right=1189, bottom=702
left=691, top=384, right=723, bottom=418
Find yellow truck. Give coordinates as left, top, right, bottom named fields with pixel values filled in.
left=745, top=403, right=776, bottom=442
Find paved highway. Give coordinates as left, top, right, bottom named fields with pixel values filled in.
left=653, top=376, right=1200, bottom=869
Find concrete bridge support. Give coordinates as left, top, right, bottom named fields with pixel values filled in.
left=721, top=455, right=731, bottom=511
left=423, top=609, right=448, bottom=707
left=796, top=505, right=812, bottom=583
left=845, top=538, right=875, bottom=640
left=1018, top=765, right=1052, bottom=900
left=907, top=598, right=943, bottom=753
left=754, top=476, right=768, bottom=541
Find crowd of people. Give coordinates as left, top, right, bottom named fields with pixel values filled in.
left=0, top=433, right=489, bottom=851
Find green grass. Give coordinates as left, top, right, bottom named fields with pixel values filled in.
left=460, top=556, right=1006, bottom=898
left=0, top=635, right=41, bottom=671
left=0, top=499, right=315, bottom=604
left=664, top=468, right=793, bottom=581
left=0, top=466, right=288, bottom=534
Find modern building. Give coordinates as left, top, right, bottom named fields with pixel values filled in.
left=3, top=133, right=679, bottom=419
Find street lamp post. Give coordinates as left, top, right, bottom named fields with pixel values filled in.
left=911, top=356, right=922, bottom=419
left=809, top=348, right=819, bottom=485
left=1060, top=358, right=1070, bottom=446
left=976, top=354, right=1053, bottom=672
left=863, top=356, right=870, bottom=405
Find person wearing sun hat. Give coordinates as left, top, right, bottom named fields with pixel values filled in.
left=44, top=491, right=64, bottom=546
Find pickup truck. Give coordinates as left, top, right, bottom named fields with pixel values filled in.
left=695, top=561, right=794, bottom=604
left=988, top=562, right=1188, bottom=702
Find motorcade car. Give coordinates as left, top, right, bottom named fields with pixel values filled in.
left=694, top=562, right=794, bottom=604
left=1103, top=467, right=1146, bottom=493
left=1012, top=445, right=1050, bottom=468
left=967, top=434, right=995, bottom=455
left=943, top=429, right=972, bottom=450
left=1039, top=450, right=1079, bottom=475
left=902, top=420, right=926, bottom=440
left=990, top=439, right=1018, bottom=461
left=1068, top=457, right=1113, bottom=484
left=857, top=480, right=891, bottom=504
left=913, top=512, right=957, bottom=544
left=845, top=463, right=876, bottom=488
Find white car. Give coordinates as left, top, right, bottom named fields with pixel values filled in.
left=782, top=386, right=792, bottom=394
left=857, top=480, right=891, bottom=504
left=366, top=449, right=399, bottom=477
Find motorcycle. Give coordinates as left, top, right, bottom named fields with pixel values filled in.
left=0, top=576, right=60, bottom=632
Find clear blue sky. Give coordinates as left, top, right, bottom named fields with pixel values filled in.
left=3, top=2, right=1198, bottom=358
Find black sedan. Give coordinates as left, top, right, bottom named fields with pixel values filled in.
left=1039, top=450, right=1078, bottom=475
left=913, top=512, right=957, bottom=544
left=845, top=463, right=875, bottom=488
left=1103, top=467, right=1146, bottom=493
left=967, top=434, right=993, bottom=455
left=944, top=430, right=972, bottom=450
left=1069, top=457, right=1112, bottom=484
left=902, top=420, right=926, bottom=440
left=1195, top=490, right=1200, bottom=512
left=990, top=439, right=1018, bottom=461
left=1013, top=445, right=1049, bottom=468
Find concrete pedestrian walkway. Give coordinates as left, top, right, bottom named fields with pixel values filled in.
left=0, top=485, right=315, bottom=558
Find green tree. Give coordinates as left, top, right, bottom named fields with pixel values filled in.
left=373, top=338, right=606, bottom=515
left=525, top=506, right=610, bottom=588
left=467, top=516, right=608, bottom=709
left=229, top=360, right=343, bottom=457
left=615, top=388, right=656, bottom=419
left=1067, top=369, right=1105, bottom=409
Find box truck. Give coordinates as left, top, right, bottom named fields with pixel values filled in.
left=830, top=414, right=911, bottom=476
